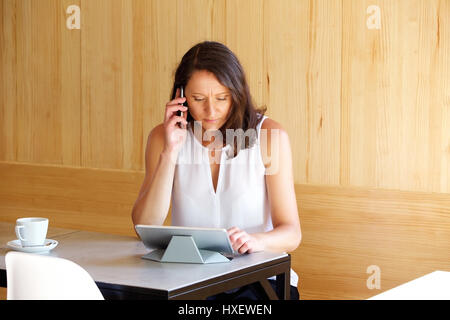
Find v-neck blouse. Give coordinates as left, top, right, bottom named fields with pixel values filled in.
left=171, top=114, right=271, bottom=233
left=170, top=114, right=298, bottom=287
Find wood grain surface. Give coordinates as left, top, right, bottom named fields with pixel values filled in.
left=1, top=0, right=449, bottom=300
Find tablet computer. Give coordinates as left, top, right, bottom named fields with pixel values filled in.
left=135, top=224, right=235, bottom=255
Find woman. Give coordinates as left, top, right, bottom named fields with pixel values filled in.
left=132, top=41, right=301, bottom=300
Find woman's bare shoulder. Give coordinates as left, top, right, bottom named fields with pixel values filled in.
left=144, top=123, right=165, bottom=169
left=259, top=117, right=290, bottom=168
left=261, top=117, right=284, bottom=131
left=148, top=123, right=165, bottom=144
left=260, top=117, right=289, bottom=139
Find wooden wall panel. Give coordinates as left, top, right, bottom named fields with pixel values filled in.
left=176, top=0, right=226, bottom=56
left=341, top=0, right=450, bottom=192
left=290, top=184, right=450, bottom=300
left=61, top=0, right=81, bottom=166
left=226, top=0, right=264, bottom=109
left=1, top=0, right=81, bottom=166
left=263, top=0, right=309, bottom=183
left=0, top=162, right=142, bottom=236
left=13, top=0, right=80, bottom=165
left=2, top=0, right=449, bottom=191
left=0, top=0, right=17, bottom=162
left=435, top=0, right=450, bottom=194
left=81, top=0, right=130, bottom=169
left=264, top=0, right=342, bottom=185
left=1, top=0, right=450, bottom=300
left=0, top=162, right=448, bottom=300
left=141, top=0, right=177, bottom=170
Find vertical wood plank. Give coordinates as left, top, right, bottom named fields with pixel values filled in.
left=264, top=0, right=341, bottom=185
left=396, top=0, right=427, bottom=192
left=176, top=0, right=225, bottom=58
left=264, top=0, right=310, bottom=184
left=143, top=0, right=177, bottom=149
left=226, top=0, right=264, bottom=110
left=402, top=0, right=450, bottom=193
left=81, top=0, right=119, bottom=169
left=81, top=0, right=133, bottom=169
left=61, top=0, right=81, bottom=166
left=0, top=0, right=17, bottom=162
left=120, top=0, right=137, bottom=170
left=15, top=0, right=34, bottom=162
left=342, top=0, right=379, bottom=188
left=14, top=0, right=80, bottom=166
left=305, top=0, right=341, bottom=185
left=127, top=0, right=146, bottom=171
left=211, top=0, right=227, bottom=44
left=16, top=0, right=64, bottom=164
left=433, top=0, right=450, bottom=193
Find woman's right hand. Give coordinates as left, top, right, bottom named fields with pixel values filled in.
left=163, top=87, right=188, bottom=157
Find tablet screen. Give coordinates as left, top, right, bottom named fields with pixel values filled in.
left=135, top=225, right=234, bottom=254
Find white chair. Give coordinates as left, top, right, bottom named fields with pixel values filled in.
left=5, top=251, right=104, bottom=300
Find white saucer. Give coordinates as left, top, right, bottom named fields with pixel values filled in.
left=6, top=239, right=58, bottom=253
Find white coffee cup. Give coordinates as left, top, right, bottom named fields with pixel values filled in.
left=15, top=217, right=49, bottom=247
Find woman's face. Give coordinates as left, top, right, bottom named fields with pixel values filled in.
left=185, top=70, right=232, bottom=132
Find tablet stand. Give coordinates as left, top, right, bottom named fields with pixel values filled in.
left=142, top=235, right=230, bottom=264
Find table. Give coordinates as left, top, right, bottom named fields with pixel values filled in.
left=0, top=222, right=291, bottom=300
left=368, top=271, right=450, bottom=300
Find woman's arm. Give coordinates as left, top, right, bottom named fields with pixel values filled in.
left=131, top=124, right=176, bottom=228
left=228, top=120, right=302, bottom=253
left=132, top=90, right=188, bottom=231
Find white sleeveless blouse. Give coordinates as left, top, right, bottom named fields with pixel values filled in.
left=171, top=114, right=298, bottom=287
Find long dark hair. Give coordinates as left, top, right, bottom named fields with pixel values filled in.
left=170, top=41, right=267, bottom=158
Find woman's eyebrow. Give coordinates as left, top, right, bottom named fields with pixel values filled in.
left=191, top=92, right=229, bottom=96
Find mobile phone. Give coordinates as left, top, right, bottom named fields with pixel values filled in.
left=178, top=86, right=188, bottom=129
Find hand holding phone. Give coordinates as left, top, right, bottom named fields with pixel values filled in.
left=178, top=86, right=188, bottom=129
left=162, top=87, right=188, bottom=156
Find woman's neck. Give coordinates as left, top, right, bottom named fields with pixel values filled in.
left=191, top=123, right=224, bottom=149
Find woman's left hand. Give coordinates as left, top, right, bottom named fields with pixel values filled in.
left=227, top=226, right=265, bottom=254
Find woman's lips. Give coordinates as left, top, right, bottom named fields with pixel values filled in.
left=205, top=119, right=218, bottom=123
